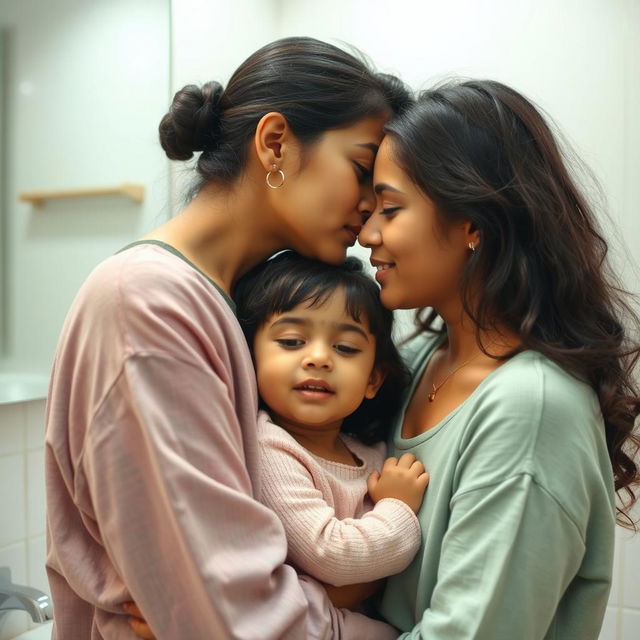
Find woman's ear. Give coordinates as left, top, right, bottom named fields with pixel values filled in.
left=365, top=367, right=386, bottom=399
left=254, top=112, right=291, bottom=171
left=462, top=220, right=480, bottom=250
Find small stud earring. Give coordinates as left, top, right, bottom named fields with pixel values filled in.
left=468, top=242, right=476, bottom=252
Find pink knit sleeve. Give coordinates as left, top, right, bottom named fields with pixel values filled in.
left=259, top=433, right=421, bottom=587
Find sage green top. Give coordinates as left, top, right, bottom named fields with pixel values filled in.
left=381, top=333, right=615, bottom=640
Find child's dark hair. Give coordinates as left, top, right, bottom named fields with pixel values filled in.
left=233, top=251, right=409, bottom=444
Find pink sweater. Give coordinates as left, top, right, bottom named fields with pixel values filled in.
left=45, top=242, right=399, bottom=640
left=258, top=412, right=420, bottom=586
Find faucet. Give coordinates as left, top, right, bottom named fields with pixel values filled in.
left=0, top=567, right=53, bottom=623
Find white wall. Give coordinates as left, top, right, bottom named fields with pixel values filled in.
left=169, top=0, right=280, bottom=209
left=0, top=0, right=171, bottom=372
left=0, top=399, right=47, bottom=639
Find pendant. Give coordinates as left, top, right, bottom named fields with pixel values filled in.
left=428, top=385, right=436, bottom=402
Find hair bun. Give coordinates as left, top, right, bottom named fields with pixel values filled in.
left=159, top=81, right=224, bottom=160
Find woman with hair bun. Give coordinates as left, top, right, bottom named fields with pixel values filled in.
left=359, top=79, right=640, bottom=639
left=45, top=37, right=411, bottom=640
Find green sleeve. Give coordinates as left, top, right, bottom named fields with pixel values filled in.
left=398, top=474, right=585, bottom=639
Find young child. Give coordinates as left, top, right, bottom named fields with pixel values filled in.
left=127, top=251, right=428, bottom=636
left=233, top=250, right=428, bottom=599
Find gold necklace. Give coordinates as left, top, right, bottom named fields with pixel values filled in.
left=427, top=351, right=484, bottom=402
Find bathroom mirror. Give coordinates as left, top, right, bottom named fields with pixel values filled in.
left=0, top=0, right=171, bottom=377
left=0, top=27, right=6, bottom=355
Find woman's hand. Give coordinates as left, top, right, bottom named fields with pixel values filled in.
left=123, top=602, right=156, bottom=639
left=322, top=578, right=385, bottom=610
left=367, top=453, right=429, bottom=513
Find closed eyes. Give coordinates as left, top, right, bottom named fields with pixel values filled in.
left=354, top=162, right=372, bottom=183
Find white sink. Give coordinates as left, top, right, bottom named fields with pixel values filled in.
left=12, top=622, right=52, bottom=639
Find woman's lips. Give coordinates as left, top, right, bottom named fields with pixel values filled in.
left=371, top=259, right=395, bottom=284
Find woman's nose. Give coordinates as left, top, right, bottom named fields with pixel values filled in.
left=357, top=180, right=376, bottom=223
left=358, top=212, right=381, bottom=247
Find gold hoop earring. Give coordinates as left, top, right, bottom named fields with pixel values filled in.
left=468, top=242, right=476, bottom=252
left=266, top=164, right=285, bottom=189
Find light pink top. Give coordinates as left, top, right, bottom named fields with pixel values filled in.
left=45, top=242, right=399, bottom=640
left=258, top=412, right=421, bottom=586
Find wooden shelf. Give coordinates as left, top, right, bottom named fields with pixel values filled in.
left=18, top=183, right=144, bottom=207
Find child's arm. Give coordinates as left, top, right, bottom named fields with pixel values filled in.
left=322, top=447, right=432, bottom=609
left=260, top=433, right=428, bottom=587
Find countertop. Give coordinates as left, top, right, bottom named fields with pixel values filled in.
left=0, top=372, right=49, bottom=405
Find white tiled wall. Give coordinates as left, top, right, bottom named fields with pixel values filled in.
left=0, top=399, right=48, bottom=640
left=0, top=398, right=639, bottom=639
left=607, top=519, right=640, bottom=640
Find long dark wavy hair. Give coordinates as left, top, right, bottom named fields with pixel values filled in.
left=386, top=79, right=640, bottom=528
left=233, top=251, right=409, bottom=445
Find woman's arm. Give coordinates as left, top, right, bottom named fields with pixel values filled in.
left=47, top=250, right=400, bottom=640
left=77, top=357, right=397, bottom=639
left=396, top=474, right=586, bottom=638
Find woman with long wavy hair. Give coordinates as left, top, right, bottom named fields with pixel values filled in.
left=360, top=79, right=640, bottom=639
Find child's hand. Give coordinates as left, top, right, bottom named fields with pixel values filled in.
left=367, top=453, right=429, bottom=513
left=123, top=602, right=155, bottom=639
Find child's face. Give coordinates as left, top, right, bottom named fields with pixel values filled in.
left=253, top=287, right=384, bottom=435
